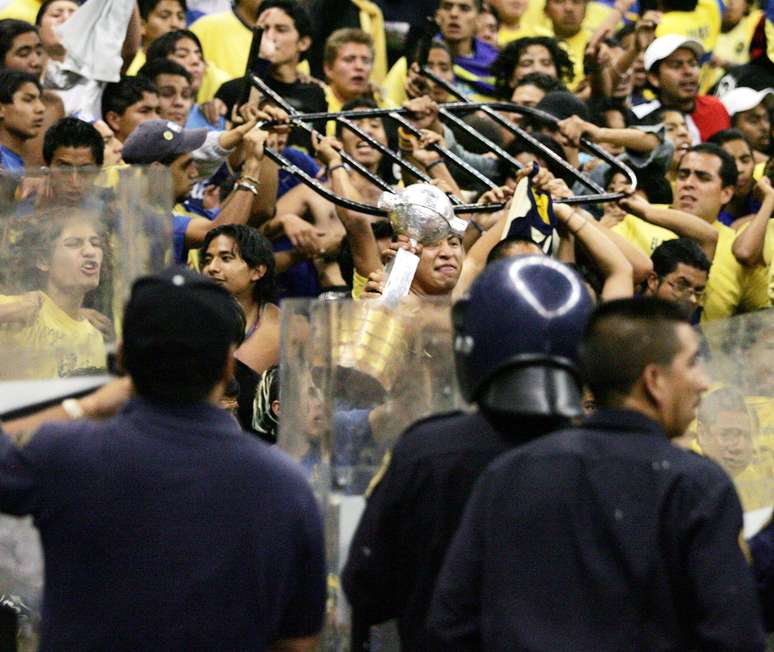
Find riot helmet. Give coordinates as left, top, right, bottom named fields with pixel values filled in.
left=453, top=255, right=593, bottom=417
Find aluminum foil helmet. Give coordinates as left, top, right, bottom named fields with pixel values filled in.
left=452, top=255, right=593, bottom=417
left=378, top=183, right=465, bottom=243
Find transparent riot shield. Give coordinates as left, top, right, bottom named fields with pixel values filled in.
left=0, top=165, right=172, bottom=407
left=278, top=297, right=466, bottom=650
left=694, top=308, right=774, bottom=536
left=0, top=165, right=172, bottom=644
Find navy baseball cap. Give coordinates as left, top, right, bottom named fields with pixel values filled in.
left=123, top=266, right=241, bottom=352
left=121, top=120, right=207, bottom=165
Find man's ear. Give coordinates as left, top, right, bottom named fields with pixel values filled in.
left=104, top=111, right=121, bottom=134
left=646, top=71, right=660, bottom=90
left=271, top=399, right=280, bottom=417
left=221, top=345, right=237, bottom=384
left=720, top=184, right=735, bottom=205
left=645, top=271, right=659, bottom=295
left=641, top=362, right=667, bottom=407
left=298, top=35, right=311, bottom=56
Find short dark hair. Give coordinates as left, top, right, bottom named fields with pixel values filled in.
left=579, top=297, right=689, bottom=407
left=42, top=116, right=103, bottom=166
left=486, top=236, right=542, bottom=264
left=651, top=237, right=711, bottom=277
left=0, top=68, right=40, bottom=103
left=707, top=127, right=754, bottom=154
left=492, top=36, right=574, bottom=99
left=589, top=96, right=628, bottom=128
left=257, top=0, right=314, bottom=46
left=138, top=57, right=192, bottom=84
left=122, top=271, right=243, bottom=404
left=335, top=95, right=380, bottom=138
left=0, top=19, right=37, bottom=68
left=514, top=71, right=566, bottom=94
left=137, top=0, right=186, bottom=20
left=146, top=28, right=204, bottom=62
left=199, top=224, right=277, bottom=306
left=101, top=76, right=158, bottom=119
left=504, top=131, right=574, bottom=185
left=683, top=142, right=738, bottom=189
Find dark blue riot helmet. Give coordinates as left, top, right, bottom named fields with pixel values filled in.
left=452, top=255, right=593, bottom=418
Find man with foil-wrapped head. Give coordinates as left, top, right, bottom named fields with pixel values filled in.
left=429, top=298, right=765, bottom=651
left=341, top=254, right=593, bottom=651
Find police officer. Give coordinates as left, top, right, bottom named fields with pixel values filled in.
left=341, top=255, right=594, bottom=651
left=429, top=297, right=766, bottom=650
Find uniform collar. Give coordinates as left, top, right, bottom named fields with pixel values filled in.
left=121, top=396, right=243, bottom=439
left=581, top=408, right=668, bottom=438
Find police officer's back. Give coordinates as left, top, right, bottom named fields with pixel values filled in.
left=429, top=298, right=766, bottom=651
left=342, top=256, right=594, bottom=650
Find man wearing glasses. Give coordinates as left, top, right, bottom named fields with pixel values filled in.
left=642, top=238, right=710, bottom=321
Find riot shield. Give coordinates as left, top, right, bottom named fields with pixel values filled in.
left=0, top=165, right=172, bottom=412
left=0, top=165, right=172, bottom=644
left=695, top=308, right=774, bottom=536
left=277, top=297, right=466, bottom=649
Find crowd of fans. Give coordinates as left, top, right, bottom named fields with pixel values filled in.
left=2, top=0, right=774, bottom=644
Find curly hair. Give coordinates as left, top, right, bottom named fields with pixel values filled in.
left=491, top=36, right=575, bottom=99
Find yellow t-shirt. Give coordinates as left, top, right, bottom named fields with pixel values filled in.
left=656, top=0, right=721, bottom=56
left=191, top=10, right=253, bottom=80
left=611, top=213, right=764, bottom=320
left=715, top=10, right=763, bottom=67
left=611, top=212, right=677, bottom=256
left=497, top=25, right=533, bottom=48
left=0, top=0, right=40, bottom=23
left=126, top=50, right=146, bottom=77
left=352, top=269, right=367, bottom=299
left=0, top=292, right=106, bottom=380
left=519, top=0, right=615, bottom=38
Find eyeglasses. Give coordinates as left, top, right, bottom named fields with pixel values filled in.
left=660, top=277, right=705, bottom=302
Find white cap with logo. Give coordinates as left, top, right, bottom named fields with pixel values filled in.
left=644, top=34, right=704, bottom=72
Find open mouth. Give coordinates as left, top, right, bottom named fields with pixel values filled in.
left=436, top=264, right=458, bottom=276
left=81, top=260, right=100, bottom=275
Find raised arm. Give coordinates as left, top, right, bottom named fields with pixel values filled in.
left=312, top=133, right=383, bottom=279
left=619, top=194, right=718, bottom=261
left=732, top=178, right=774, bottom=267
left=559, top=115, right=660, bottom=153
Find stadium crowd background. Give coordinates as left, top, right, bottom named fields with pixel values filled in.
left=3, top=0, right=774, bottom=645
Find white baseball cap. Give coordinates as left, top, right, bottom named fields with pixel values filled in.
left=644, top=35, right=704, bottom=72
left=720, top=87, right=774, bottom=116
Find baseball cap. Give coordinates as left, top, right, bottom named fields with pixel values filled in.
left=121, top=120, right=207, bottom=165
left=123, top=266, right=241, bottom=354
left=644, top=35, right=704, bottom=72
left=720, top=87, right=774, bottom=116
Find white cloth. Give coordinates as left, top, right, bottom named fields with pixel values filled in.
left=192, top=131, right=234, bottom=179
left=43, top=61, right=104, bottom=119
left=55, top=0, right=134, bottom=83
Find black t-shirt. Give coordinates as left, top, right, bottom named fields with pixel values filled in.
left=216, top=75, right=327, bottom=152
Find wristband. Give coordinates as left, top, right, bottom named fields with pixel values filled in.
left=236, top=179, right=259, bottom=196
left=468, top=220, right=484, bottom=234
left=241, top=174, right=260, bottom=186
left=61, top=398, right=85, bottom=420
left=328, top=163, right=347, bottom=174
left=426, top=158, right=445, bottom=172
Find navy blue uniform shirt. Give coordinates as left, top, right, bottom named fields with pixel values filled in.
left=342, top=410, right=565, bottom=651
left=0, top=398, right=326, bottom=651
left=429, top=408, right=765, bottom=651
